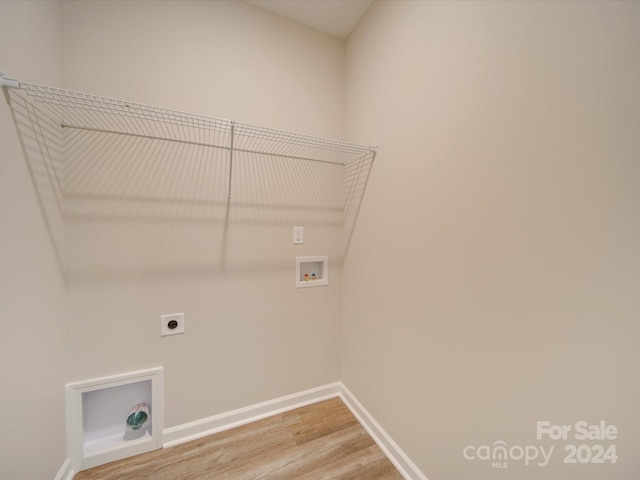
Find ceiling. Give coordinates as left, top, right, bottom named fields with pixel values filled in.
left=244, top=0, right=374, bottom=39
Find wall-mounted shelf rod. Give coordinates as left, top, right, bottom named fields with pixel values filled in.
left=60, top=122, right=232, bottom=152
left=59, top=122, right=351, bottom=166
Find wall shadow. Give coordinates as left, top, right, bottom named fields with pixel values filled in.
left=5, top=88, right=66, bottom=271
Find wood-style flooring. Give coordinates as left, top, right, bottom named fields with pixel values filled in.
left=74, top=397, right=404, bottom=479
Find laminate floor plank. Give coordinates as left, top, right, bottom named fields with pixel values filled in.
left=250, top=424, right=371, bottom=479
left=75, top=397, right=404, bottom=480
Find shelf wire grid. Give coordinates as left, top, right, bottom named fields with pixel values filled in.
left=18, top=82, right=376, bottom=166
left=5, top=80, right=376, bottom=264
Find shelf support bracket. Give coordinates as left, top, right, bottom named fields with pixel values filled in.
left=0, top=72, right=21, bottom=89
left=228, top=122, right=235, bottom=198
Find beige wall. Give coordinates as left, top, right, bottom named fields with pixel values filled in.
left=62, top=0, right=345, bottom=138
left=0, top=2, right=67, bottom=479
left=343, top=1, right=640, bottom=479
left=4, top=1, right=640, bottom=479
left=61, top=0, right=346, bottom=428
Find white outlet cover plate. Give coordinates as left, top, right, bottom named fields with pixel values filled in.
left=293, top=226, right=304, bottom=244
left=160, top=313, right=185, bottom=337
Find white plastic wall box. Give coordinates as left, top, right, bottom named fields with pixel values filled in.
left=66, top=367, right=164, bottom=471
left=296, top=255, right=329, bottom=288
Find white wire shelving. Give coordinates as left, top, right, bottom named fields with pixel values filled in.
left=1, top=72, right=377, bottom=199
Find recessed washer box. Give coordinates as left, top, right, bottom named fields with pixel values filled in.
left=66, top=367, right=164, bottom=471
left=296, top=256, right=328, bottom=288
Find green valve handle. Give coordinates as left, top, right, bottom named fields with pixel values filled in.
left=126, top=403, right=150, bottom=430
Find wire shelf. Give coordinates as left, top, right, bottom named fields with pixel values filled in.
left=2, top=73, right=376, bottom=265
left=18, top=82, right=376, bottom=166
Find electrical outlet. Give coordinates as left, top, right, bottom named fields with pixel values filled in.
left=160, top=313, right=185, bottom=337
left=293, top=226, right=304, bottom=244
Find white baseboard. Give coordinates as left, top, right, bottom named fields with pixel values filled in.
left=163, top=382, right=343, bottom=448
left=54, top=458, right=75, bottom=480
left=337, top=384, right=428, bottom=480
left=162, top=381, right=427, bottom=480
